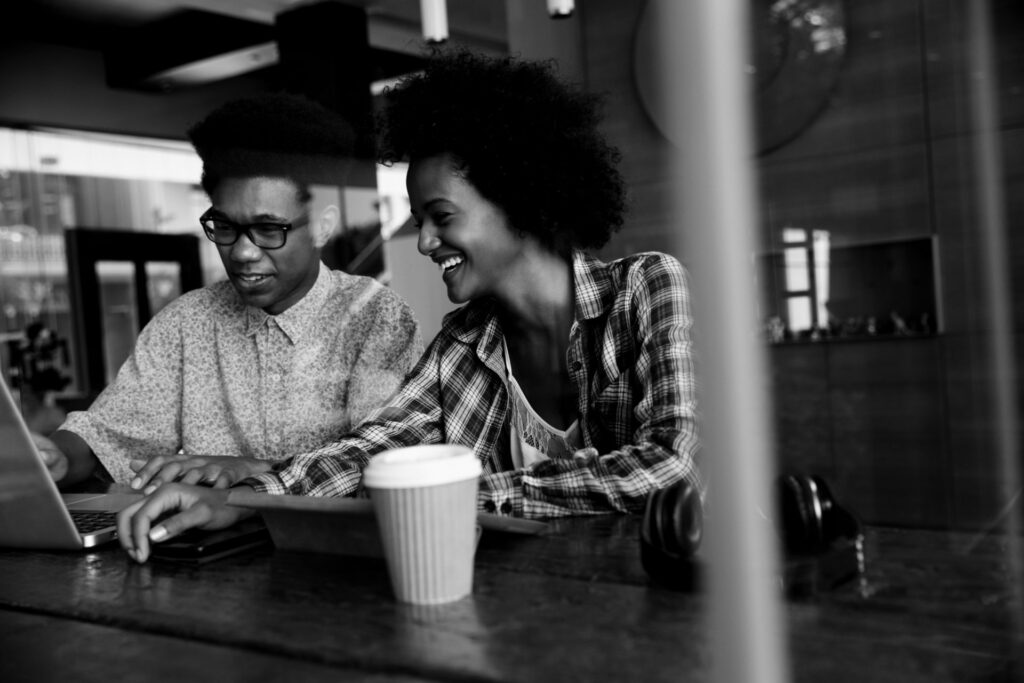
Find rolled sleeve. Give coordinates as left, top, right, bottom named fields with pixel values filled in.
left=478, top=470, right=523, bottom=517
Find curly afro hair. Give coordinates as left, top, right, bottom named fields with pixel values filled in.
left=377, top=49, right=626, bottom=253
left=188, top=92, right=355, bottom=201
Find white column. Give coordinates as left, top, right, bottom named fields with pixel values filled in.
left=655, top=1, right=789, bottom=681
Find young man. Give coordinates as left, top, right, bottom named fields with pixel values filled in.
left=35, top=93, right=422, bottom=491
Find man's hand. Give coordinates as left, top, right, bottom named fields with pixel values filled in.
left=129, top=455, right=273, bottom=494
left=31, top=432, right=69, bottom=482
left=117, top=483, right=251, bottom=563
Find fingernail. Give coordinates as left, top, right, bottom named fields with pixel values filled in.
left=143, top=485, right=156, bottom=496
left=149, top=526, right=167, bottom=543
left=130, top=478, right=142, bottom=489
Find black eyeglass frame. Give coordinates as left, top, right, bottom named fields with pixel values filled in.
left=199, top=209, right=309, bottom=250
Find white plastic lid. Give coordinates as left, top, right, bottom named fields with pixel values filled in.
left=362, top=444, right=482, bottom=489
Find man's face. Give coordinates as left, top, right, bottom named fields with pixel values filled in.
left=208, top=176, right=322, bottom=315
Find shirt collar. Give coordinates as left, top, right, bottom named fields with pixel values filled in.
left=572, top=249, right=615, bottom=321
left=445, top=250, right=612, bottom=367
left=244, top=261, right=330, bottom=343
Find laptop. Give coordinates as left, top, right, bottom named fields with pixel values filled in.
left=0, top=380, right=141, bottom=549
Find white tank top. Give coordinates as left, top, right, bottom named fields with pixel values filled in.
left=502, top=339, right=582, bottom=469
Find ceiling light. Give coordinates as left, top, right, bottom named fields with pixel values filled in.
left=548, top=0, right=575, bottom=18
left=421, top=0, right=448, bottom=43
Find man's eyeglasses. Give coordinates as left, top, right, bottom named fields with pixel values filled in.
left=199, top=209, right=309, bottom=250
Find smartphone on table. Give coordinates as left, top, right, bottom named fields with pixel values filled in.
left=149, top=516, right=272, bottom=565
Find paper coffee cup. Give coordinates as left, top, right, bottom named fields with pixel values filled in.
left=362, top=444, right=482, bottom=604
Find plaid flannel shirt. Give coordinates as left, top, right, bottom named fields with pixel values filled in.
left=243, top=250, right=701, bottom=519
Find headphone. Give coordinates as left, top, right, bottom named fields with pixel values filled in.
left=775, top=472, right=862, bottom=555
left=640, top=472, right=862, bottom=591
left=639, top=477, right=704, bottom=591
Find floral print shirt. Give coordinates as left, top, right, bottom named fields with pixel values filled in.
left=61, top=263, right=423, bottom=484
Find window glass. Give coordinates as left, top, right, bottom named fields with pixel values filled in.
left=0, top=127, right=207, bottom=397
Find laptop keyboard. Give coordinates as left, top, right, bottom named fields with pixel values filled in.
left=70, top=511, right=118, bottom=534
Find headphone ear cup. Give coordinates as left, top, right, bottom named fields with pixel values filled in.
left=641, top=485, right=667, bottom=549
left=811, top=475, right=862, bottom=545
left=666, top=479, right=702, bottom=557
left=640, top=480, right=703, bottom=591
left=777, top=473, right=825, bottom=554
left=641, top=480, right=702, bottom=558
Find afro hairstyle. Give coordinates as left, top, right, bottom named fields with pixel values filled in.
left=376, top=49, right=626, bottom=253
left=188, top=92, right=355, bottom=200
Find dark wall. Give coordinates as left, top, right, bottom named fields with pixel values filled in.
left=580, top=0, right=1023, bottom=529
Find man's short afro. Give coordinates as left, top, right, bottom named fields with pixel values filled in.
left=188, top=92, right=355, bottom=196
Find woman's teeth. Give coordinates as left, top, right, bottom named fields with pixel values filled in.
left=438, top=255, right=465, bottom=273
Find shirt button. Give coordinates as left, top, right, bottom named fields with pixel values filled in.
left=500, top=500, right=513, bottom=515
left=483, top=500, right=497, bottom=513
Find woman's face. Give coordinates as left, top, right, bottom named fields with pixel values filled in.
left=407, top=154, right=523, bottom=304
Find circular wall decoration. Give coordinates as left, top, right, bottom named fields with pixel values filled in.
left=633, top=0, right=847, bottom=155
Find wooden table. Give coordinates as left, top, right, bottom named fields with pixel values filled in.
left=0, top=516, right=1020, bottom=682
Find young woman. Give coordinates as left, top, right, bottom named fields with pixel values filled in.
left=120, top=50, right=702, bottom=561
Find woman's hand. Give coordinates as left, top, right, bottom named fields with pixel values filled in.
left=129, top=455, right=273, bottom=494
